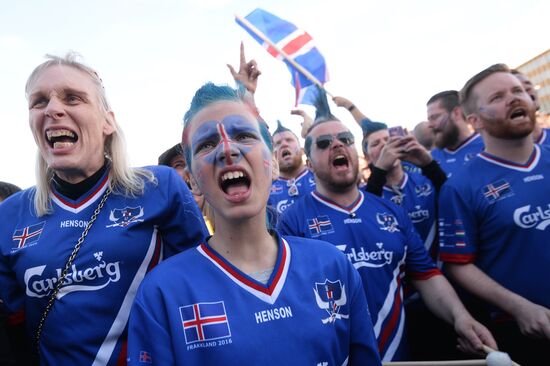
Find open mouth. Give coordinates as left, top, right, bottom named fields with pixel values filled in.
left=46, top=129, right=78, bottom=148
left=280, top=149, right=292, bottom=159
left=509, top=108, right=527, bottom=120
left=220, top=169, right=251, bottom=197
left=332, top=154, right=349, bottom=168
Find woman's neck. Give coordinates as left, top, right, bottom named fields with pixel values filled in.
left=209, top=213, right=278, bottom=274
left=52, top=161, right=108, bottom=200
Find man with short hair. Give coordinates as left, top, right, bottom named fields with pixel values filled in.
left=439, top=63, right=550, bottom=364
left=426, top=90, right=484, bottom=177
left=279, top=89, right=495, bottom=362
left=268, top=120, right=315, bottom=214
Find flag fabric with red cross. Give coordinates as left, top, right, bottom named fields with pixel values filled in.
left=236, top=8, right=328, bottom=106
left=12, top=222, right=45, bottom=249
left=179, top=301, right=231, bottom=344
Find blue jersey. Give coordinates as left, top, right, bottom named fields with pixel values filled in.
left=278, top=191, right=440, bottom=361
left=431, top=133, right=484, bottom=177
left=377, top=173, right=437, bottom=257
left=268, top=169, right=316, bottom=214
left=0, top=166, right=208, bottom=366
left=401, top=161, right=422, bottom=175
left=127, top=234, right=381, bottom=366
left=439, top=145, right=550, bottom=314
left=535, top=127, right=550, bottom=147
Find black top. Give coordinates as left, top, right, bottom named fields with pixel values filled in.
left=52, top=161, right=109, bottom=200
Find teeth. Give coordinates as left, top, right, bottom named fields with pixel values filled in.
left=46, top=129, right=75, bottom=141
left=221, top=171, right=244, bottom=181
left=335, top=155, right=345, bottom=159
left=53, top=141, right=74, bottom=149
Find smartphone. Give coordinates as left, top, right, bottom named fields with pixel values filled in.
left=388, top=126, right=405, bottom=137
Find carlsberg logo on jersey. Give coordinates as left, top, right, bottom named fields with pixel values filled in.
left=337, top=243, right=393, bottom=269
left=276, top=199, right=294, bottom=213
left=409, top=205, right=429, bottom=223
left=24, top=255, right=121, bottom=299
left=513, top=204, right=550, bottom=230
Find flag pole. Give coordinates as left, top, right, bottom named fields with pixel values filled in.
left=235, top=14, right=333, bottom=97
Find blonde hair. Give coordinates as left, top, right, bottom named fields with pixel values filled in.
left=27, top=52, right=155, bottom=217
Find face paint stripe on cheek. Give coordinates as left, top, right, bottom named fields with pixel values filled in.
left=479, top=106, right=498, bottom=119
left=217, top=123, right=233, bottom=165
left=262, top=149, right=272, bottom=177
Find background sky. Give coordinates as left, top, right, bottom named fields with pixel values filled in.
left=1, top=0, right=548, bottom=189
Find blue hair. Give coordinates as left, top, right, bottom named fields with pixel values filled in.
left=182, top=82, right=272, bottom=171
left=313, top=86, right=338, bottom=124
left=303, top=86, right=340, bottom=158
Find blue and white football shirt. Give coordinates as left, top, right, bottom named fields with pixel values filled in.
left=268, top=169, right=316, bottom=214
left=431, top=133, right=484, bottom=177
left=127, top=233, right=381, bottom=366
left=278, top=191, right=440, bottom=361
left=439, top=145, right=550, bottom=313
left=0, top=166, right=208, bottom=365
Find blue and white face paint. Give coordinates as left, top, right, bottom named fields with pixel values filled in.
left=185, top=101, right=273, bottom=219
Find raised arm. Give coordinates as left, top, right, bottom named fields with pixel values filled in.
left=227, top=42, right=261, bottom=95
left=332, top=96, right=369, bottom=126
left=291, top=109, right=313, bottom=139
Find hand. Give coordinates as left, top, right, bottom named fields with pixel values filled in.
left=227, top=42, right=261, bottom=94
left=510, top=300, right=550, bottom=340
left=373, top=137, right=406, bottom=171
left=400, top=135, right=433, bottom=167
left=291, top=109, right=313, bottom=138
left=332, top=96, right=354, bottom=110
left=454, top=313, right=498, bottom=356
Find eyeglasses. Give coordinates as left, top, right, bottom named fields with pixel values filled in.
left=315, top=131, right=355, bottom=150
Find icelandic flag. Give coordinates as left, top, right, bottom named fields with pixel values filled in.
left=12, top=222, right=45, bottom=249
left=307, top=215, right=333, bottom=235
left=482, top=179, right=513, bottom=203
left=179, top=301, right=231, bottom=344
left=236, top=8, right=328, bottom=106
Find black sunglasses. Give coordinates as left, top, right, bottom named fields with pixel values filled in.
left=315, top=131, right=355, bottom=149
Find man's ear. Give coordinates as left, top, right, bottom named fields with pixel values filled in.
left=451, top=106, right=464, bottom=122
left=272, top=154, right=279, bottom=181
left=306, top=157, right=314, bottom=172
left=184, top=168, right=202, bottom=196
left=467, top=114, right=483, bottom=132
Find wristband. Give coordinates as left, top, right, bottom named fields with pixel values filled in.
left=347, top=104, right=356, bottom=112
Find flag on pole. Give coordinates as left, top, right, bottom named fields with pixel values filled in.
left=235, top=8, right=328, bottom=106
left=293, top=71, right=321, bottom=106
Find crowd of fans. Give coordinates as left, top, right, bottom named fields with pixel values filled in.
left=0, top=46, right=549, bottom=365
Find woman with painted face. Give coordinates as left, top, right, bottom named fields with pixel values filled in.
left=0, top=53, right=208, bottom=365
left=127, top=83, right=381, bottom=365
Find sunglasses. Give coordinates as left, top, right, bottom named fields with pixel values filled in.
left=315, top=131, right=355, bottom=150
